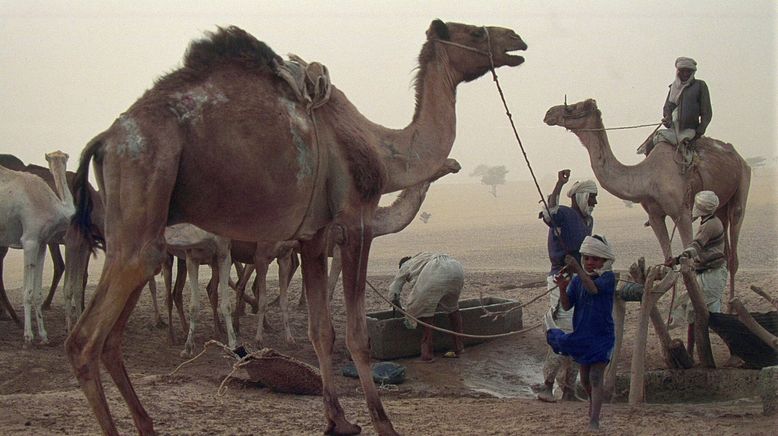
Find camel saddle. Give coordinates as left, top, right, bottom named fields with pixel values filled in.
left=273, top=54, right=331, bottom=111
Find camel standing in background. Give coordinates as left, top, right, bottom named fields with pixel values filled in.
left=67, top=21, right=525, bottom=435
left=162, top=224, right=233, bottom=357
left=0, top=151, right=75, bottom=345
left=0, top=154, right=105, bottom=332
left=544, top=99, right=750, bottom=303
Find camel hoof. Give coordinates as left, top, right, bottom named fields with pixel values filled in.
left=181, top=344, right=195, bottom=358
left=39, top=337, right=50, bottom=346
left=325, top=419, right=361, bottom=435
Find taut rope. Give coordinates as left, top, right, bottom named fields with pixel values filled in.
left=366, top=279, right=542, bottom=339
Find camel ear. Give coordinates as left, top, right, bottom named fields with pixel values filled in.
left=427, top=19, right=450, bottom=40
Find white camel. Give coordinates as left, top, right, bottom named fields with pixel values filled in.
left=163, top=223, right=234, bottom=357
left=0, top=151, right=74, bottom=345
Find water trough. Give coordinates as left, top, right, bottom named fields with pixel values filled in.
left=366, top=297, right=522, bottom=360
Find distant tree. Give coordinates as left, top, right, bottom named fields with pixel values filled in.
left=470, top=165, right=509, bottom=197
left=418, top=211, right=431, bottom=223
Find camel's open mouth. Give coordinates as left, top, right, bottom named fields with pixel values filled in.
left=504, top=53, right=525, bottom=67
left=502, top=41, right=527, bottom=67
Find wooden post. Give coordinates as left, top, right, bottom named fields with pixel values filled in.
left=731, top=298, right=778, bottom=351
left=604, top=278, right=626, bottom=401
left=647, top=270, right=682, bottom=368
left=629, top=266, right=660, bottom=405
left=679, top=257, right=716, bottom=368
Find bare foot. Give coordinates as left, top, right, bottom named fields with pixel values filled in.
left=536, top=386, right=556, bottom=403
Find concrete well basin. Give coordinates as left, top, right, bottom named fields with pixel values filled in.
left=367, top=297, right=523, bottom=360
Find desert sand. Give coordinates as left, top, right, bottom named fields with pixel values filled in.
left=0, top=169, right=776, bottom=435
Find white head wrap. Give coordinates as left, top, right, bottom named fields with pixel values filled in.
left=675, top=57, right=697, bottom=71
left=566, top=180, right=598, bottom=217
left=668, top=57, right=697, bottom=105
left=692, top=190, right=719, bottom=218
left=580, top=235, right=615, bottom=274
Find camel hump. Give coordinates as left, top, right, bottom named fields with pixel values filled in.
left=182, top=26, right=280, bottom=74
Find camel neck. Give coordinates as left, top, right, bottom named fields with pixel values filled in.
left=48, top=158, right=75, bottom=214
left=378, top=47, right=458, bottom=194
left=574, top=130, right=648, bottom=202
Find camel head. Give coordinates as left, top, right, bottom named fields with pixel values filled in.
left=543, top=98, right=602, bottom=131
left=426, top=19, right=527, bottom=83
left=45, top=150, right=69, bottom=165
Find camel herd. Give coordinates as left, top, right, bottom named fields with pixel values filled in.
left=0, top=19, right=749, bottom=436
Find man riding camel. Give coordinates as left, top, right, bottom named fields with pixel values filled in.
left=641, top=57, right=713, bottom=156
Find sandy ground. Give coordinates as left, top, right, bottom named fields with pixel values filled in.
left=0, top=172, right=776, bottom=435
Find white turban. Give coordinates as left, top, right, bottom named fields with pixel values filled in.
left=692, top=190, right=719, bottom=218
left=675, top=57, right=697, bottom=71
left=566, top=180, right=598, bottom=218
left=580, top=235, right=615, bottom=260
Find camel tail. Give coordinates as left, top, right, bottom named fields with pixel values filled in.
left=725, top=162, right=751, bottom=309
left=71, top=136, right=106, bottom=253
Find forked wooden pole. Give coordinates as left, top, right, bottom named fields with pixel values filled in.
left=679, top=257, right=716, bottom=367
left=730, top=298, right=778, bottom=351
left=629, top=266, right=659, bottom=405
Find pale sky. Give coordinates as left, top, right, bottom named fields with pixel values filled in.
left=1, top=0, right=775, bottom=185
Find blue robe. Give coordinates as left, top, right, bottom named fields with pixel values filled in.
left=546, top=272, right=615, bottom=365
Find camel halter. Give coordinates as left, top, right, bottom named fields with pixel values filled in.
left=431, top=27, right=493, bottom=58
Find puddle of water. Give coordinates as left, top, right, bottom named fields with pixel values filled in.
left=397, top=337, right=545, bottom=399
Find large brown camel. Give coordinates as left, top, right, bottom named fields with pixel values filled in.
left=0, top=151, right=74, bottom=345
left=544, top=98, right=750, bottom=303
left=66, top=21, right=526, bottom=435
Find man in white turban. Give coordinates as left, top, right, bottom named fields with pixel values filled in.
left=649, top=56, right=713, bottom=154
left=666, top=190, right=727, bottom=354
left=535, top=169, right=598, bottom=402
left=388, top=252, right=465, bottom=361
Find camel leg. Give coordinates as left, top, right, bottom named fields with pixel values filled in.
left=66, top=257, right=158, bottom=435
left=43, top=243, right=64, bottom=310
left=182, top=257, right=201, bottom=357
left=0, top=246, right=21, bottom=326
left=300, top=230, right=361, bottom=435
left=725, top=170, right=750, bottom=310
left=277, top=253, right=295, bottom=344
left=338, top=219, right=397, bottom=436
left=216, top=249, right=237, bottom=349
left=63, top=228, right=92, bottom=332
left=22, top=240, right=48, bottom=345
left=327, top=246, right=342, bottom=302
left=647, top=213, right=673, bottom=259
left=205, top=272, right=222, bottom=335
left=172, top=257, right=188, bottom=337
left=100, top=280, right=153, bottom=434
left=146, top=278, right=163, bottom=327
left=161, top=254, right=178, bottom=343
left=32, top=241, right=49, bottom=344
left=676, top=212, right=694, bottom=249
left=234, top=262, right=255, bottom=316
left=253, top=257, right=271, bottom=345
left=231, top=263, right=254, bottom=334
